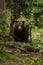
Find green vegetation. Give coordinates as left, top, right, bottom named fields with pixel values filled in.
left=0, top=50, right=43, bottom=65
left=0, top=0, right=43, bottom=65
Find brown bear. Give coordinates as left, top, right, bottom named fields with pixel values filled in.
left=10, top=17, right=32, bottom=42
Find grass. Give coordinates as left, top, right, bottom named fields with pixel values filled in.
left=32, top=27, right=43, bottom=46
left=0, top=49, right=43, bottom=65
left=0, top=50, right=27, bottom=65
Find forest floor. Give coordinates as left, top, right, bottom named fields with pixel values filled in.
left=0, top=41, right=43, bottom=65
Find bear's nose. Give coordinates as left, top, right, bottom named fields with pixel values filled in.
left=18, top=26, right=22, bottom=31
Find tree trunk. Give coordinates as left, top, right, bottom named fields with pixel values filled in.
left=0, top=0, right=6, bottom=10
left=10, top=0, right=22, bottom=36
left=11, top=0, right=21, bottom=21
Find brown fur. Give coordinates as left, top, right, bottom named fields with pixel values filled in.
left=13, top=20, right=29, bottom=42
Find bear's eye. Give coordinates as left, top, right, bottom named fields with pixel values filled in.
left=22, top=21, right=24, bottom=24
